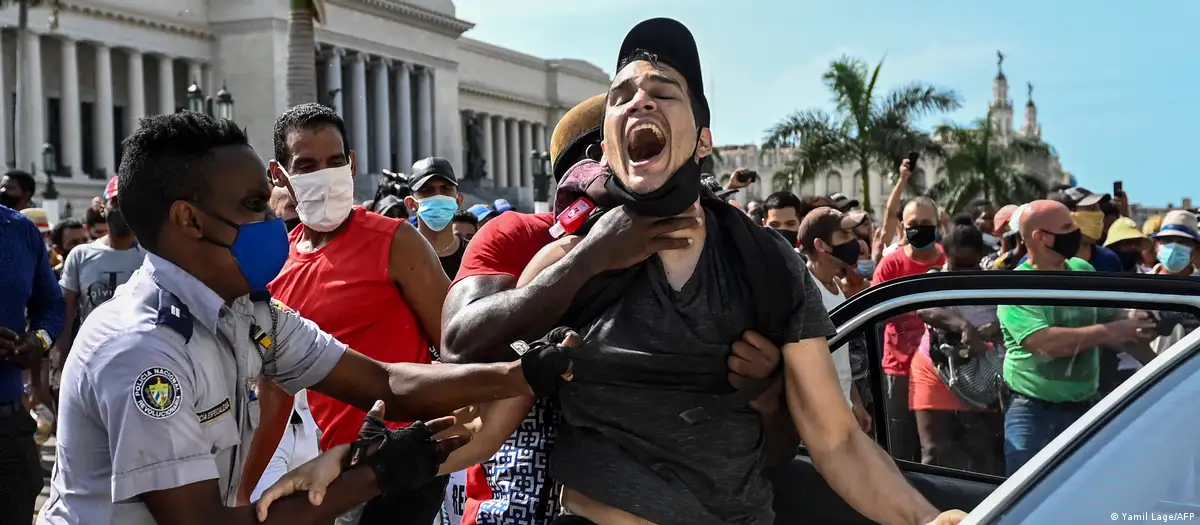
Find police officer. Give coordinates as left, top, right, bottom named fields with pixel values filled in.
left=38, top=112, right=571, bottom=525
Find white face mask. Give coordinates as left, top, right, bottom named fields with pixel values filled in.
left=982, top=233, right=1001, bottom=247
left=285, top=165, right=355, bottom=232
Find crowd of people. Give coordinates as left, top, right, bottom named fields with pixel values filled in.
left=739, top=165, right=1196, bottom=480
left=1, top=14, right=1195, bottom=525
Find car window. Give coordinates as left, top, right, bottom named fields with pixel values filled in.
left=996, top=349, right=1200, bottom=524
left=865, top=299, right=1199, bottom=479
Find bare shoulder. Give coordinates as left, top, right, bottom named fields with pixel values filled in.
left=389, top=220, right=429, bottom=252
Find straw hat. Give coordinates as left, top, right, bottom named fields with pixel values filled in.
left=20, top=208, right=50, bottom=233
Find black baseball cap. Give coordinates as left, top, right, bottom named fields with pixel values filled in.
left=409, top=157, right=458, bottom=192
left=616, top=18, right=710, bottom=128
left=1051, top=186, right=1110, bottom=210
left=828, top=192, right=860, bottom=212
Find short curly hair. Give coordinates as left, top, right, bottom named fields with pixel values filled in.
left=3, top=169, right=36, bottom=196
left=117, top=112, right=249, bottom=252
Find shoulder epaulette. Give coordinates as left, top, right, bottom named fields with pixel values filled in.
left=154, top=289, right=193, bottom=343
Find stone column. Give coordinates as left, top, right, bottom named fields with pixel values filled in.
left=17, top=31, right=45, bottom=172
left=393, top=62, right=412, bottom=170
left=479, top=112, right=494, bottom=183
left=533, top=123, right=547, bottom=157
left=348, top=52, right=369, bottom=177
left=415, top=66, right=433, bottom=160
left=157, top=54, right=175, bottom=115
left=324, top=48, right=344, bottom=115
left=371, top=58, right=392, bottom=172
left=493, top=115, right=508, bottom=187
left=519, top=121, right=532, bottom=187
left=127, top=50, right=146, bottom=134
left=506, top=118, right=520, bottom=187
left=95, top=43, right=116, bottom=178
left=59, top=37, right=82, bottom=178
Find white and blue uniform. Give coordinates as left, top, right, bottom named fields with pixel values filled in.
left=38, top=253, right=347, bottom=525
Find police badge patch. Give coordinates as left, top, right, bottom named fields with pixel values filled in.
left=134, top=367, right=183, bottom=419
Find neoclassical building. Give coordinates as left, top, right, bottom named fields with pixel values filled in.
left=0, top=0, right=610, bottom=217
left=713, top=60, right=1068, bottom=210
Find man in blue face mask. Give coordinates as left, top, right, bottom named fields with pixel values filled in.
left=405, top=157, right=466, bottom=278
left=40, top=111, right=572, bottom=525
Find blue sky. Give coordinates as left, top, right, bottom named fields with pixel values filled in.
left=453, top=0, right=1198, bottom=208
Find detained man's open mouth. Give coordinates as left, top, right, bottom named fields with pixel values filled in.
left=623, top=120, right=670, bottom=186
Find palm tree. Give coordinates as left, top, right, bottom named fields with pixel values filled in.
left=286, top=0, right=325, bottom=107
left=763, top=56, right=961, bottom=210
left=926, top=113, right=1053, bottom=214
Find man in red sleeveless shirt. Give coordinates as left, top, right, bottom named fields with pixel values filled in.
left=243, top=103, right=451, bottom=524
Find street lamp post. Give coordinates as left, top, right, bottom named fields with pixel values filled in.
left=184, top=79, right=235, bottom=121
left=531, top=149, right=551, bottom=213
left=40, top=142, right=61, bottom=220
left=186, top=81, right=205, bottom=113
left=215, top=84, right=235, bottom=121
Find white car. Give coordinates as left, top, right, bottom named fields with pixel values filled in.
left=771, top=270, right=1200, bottom=524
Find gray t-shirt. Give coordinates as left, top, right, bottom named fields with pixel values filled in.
left=552, top=210, right=835, bottom=525
left=59, top=240, right=145, bottom=321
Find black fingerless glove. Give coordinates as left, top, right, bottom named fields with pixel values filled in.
left=346, top=415, right=439, bottom=497
left=512, top=326, right=575, bottom=398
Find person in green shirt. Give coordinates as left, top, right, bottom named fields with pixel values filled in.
left=997, top=200, right=1155, bottom=475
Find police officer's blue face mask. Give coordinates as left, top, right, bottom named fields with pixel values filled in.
left=197, top=207, right=290, bottom=293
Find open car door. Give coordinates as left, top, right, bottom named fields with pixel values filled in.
left=770, top=270, right=1200, bottom=524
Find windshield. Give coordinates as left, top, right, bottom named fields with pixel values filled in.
left=998, top=349, right=1200, bottom=523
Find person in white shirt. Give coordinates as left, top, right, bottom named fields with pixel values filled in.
left=798, top=206, right=872, bottom=432
left=250, top=390, right=321, bottom=502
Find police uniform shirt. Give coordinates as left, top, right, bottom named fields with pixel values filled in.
left=38, top=253, right=347, bottom=525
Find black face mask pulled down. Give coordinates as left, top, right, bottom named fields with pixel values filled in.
left=830, top=239, right=861, bottom=267
left=1048, top=228, right=1083, bottom=260
left=603, top=143, right=704, bottom=218
left=0, top=192, right=21, bottom=209
left=773, top=228, right=799, bottom=248
left=106, top=210, right=134, bottom=238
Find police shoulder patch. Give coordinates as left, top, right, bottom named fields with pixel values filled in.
left=133, top=367, right=183, bottom=420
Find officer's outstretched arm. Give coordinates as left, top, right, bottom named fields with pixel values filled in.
left=260, top=296, right=547, bottom=422
left=311, top=351, right=532, bottom=421
left=142, top=469, right=380, bottom=525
